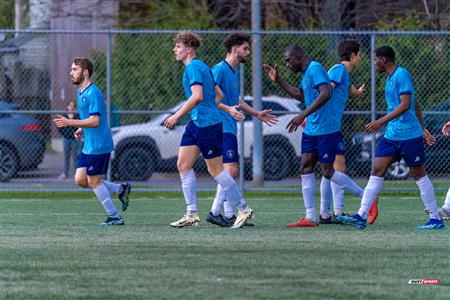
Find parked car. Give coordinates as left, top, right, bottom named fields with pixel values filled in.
left=346, top=101, right=450, bottom=179
left=111, top=96, right=303, bottom=181
left=0, top=101, right=45, bottom=182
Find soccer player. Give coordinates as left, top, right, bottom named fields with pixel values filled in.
left=165, top=31, right=253, bottom=229
left=206, top=33, right=278, bottom=227
left=54, top=57, right=131, bottom=225
left=263, top=45, right=367, bottom=227
left=338, top=46, right=445, bottom=230
left=318, top=39, right=379, bottom=225
left=438, top=121, right=450, bottom=219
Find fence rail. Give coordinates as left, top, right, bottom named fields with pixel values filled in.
left=0, top=29, right=448, bottom=192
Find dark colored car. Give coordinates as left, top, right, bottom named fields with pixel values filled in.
left=346, top=101, right=450, bottom=179
left=0, top=101, right=45, bottom=182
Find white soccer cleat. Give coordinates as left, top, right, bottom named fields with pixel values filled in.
left=231, top=207, right=254, bottom=229
left=170, top=213, right=200, bottom=228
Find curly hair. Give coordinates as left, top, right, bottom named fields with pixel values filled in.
left=174, top=31, right=203, bottom=50
left=223, top=33, right=251, bottom=53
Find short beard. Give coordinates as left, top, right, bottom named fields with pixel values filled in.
left=71, top=74, right=84, bottom=85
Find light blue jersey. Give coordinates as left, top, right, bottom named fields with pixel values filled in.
left=77, top=83, right=114, bottom=154
left=212, top=60, right=239, bottom=135
left=300, top=61, right=340, bottom=135
left=384, top=66, right=423, bottom=141
left=183, top=58, right=222, bottom=128
left=328, top=63, right=351, bottom=127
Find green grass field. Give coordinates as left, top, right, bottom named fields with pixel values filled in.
left=1, top=190, right=449, bottom=299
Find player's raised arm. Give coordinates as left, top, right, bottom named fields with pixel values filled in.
left=263, top=63, right=304, bottom=101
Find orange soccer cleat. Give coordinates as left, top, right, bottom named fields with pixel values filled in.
left=368, top=197, right=379, bottom=225
left=287, top=217, right=318, bottom=227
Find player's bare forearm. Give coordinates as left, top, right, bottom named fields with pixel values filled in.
left=276, top=78, right=304, bottom=101
left=377, top=95, right=410, bottom=126
left=174, top=97, right=200, bottom=119
left=215, top=85, right=224, bottom=105
left=54, top=115, right=99, bottom=128
left=301, top=85, right=330, bottom=118
left=414, top=101, right=425, bottom=128
left=238, top=99, right=259, bottom=117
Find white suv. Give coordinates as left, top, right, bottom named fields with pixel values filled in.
left=111, top=96, right=303, bottom=181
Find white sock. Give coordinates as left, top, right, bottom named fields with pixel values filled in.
left=103, top=180, right=121, bottom=195
left=211, top=184, right=225, bottom=216
left=416, top=175, right=440, bottom=220
left=331, top=181, right=345, bottom=216
left=442, top=188, right=450, bottom=211
left=331, top=170, right=364, bottom=198
left=301, top=173, right=317, bottom=222
left=180, top=169, right=197, bottom=213
left=214, top=171, right=247, bottom=211
left=320, top=177, right=331, bottom=218
left=357, top=175, right=384, bottom=219
left=93, top=183, right=120, bottom=218
left=223, top=200, right=235, bottom=218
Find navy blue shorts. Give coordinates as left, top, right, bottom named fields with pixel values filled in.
left=302, top=131, right=342, bottom=163
left=375, top=136, right=425, bottom=166
left=76, top=152, right=110, bottom=175
left=223, top=133, right=239, bottom=163
left=180, top=121, right=223, bottom=159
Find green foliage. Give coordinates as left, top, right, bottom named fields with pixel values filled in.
left=0, top=0, right=14, bottom=29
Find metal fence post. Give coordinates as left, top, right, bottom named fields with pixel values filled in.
left=106, top=32, right=112, bottom=181
left=239, top=63, right=245, bottom=192
left=370, top=34, right=376, bottom=172
left=251, top=0, right=264, bottom=186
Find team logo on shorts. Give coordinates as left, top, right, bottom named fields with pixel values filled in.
left=338, top=143, right=344, bottom=151
left=226, top=150, right=235, bottom=159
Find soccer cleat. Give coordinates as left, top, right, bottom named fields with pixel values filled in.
left=368, top=196, right=379, bottom=225
left=319, top=215, right=332, bottom=224
left=101, top=216, right=125, bottom=226
left=224, top=215, right=254, bottom=227
left=170, top=213, right=200, bottom=228
left=331, top=213, right=348, bottom=224
left=417, top=218, right=445, bottom=230
left=338, top=213, right=367, bottom=229
left=231, top=207, right=254, bottom=229
left=119, top=183, right=131, bottom=211
left=438, top=208, right=450, bottom=220
left=287, top=217, right=318, bottom=227
left=206, top=212, right=231, bottom=227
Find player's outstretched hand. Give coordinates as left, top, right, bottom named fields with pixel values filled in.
left=286, top=114, right=305, bottom=133
left=228, top=105, right=245, bottom=121
left=257, top=109, right=278, bottom=126
left=53, top=114, right=69, bottom=128
left=442, top=121, right=450, bottom=136
left=263, top=64, right=278, bottom=82
left=364, top=120, right=382, bottom=134
left=423, top=128, right=436, bottom=146
left=164, top=115, right=178, bottom=129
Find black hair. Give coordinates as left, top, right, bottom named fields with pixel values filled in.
left=338, top=39, right=360, bottom=62
left=375, top=46, right=395, bottom=63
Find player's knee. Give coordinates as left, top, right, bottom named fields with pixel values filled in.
left=75, top=177, right=88, bottom=188
left=177, top=162, right=191, bottom=174
left=300, top=165, right=314, bottom=174
left=207, top=165, right=223, bottom=178
left=227, top=167, right=239, bottom=179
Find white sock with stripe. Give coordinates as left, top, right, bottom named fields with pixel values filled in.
left=320, top=176, right=331, bottom=218
left=211, top=184, right=225, bottom=216
left=93, top=183, right=120, bottom=218
left=442, top=188, right=450, bottom=212
left=330, top=170, right=364, bottom=198
left=331, top=181, right=345, bottom=216
left=214, top=171, right=247, bottom=211
left=103, top=180, right=121, bottom=195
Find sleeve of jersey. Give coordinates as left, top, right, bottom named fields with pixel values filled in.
left=311, top=65, right=330, bottom=90
left=88, top=91, right=101, bottom=116
left=186, top=64, right=204, bottom=87
left=212, top=67, right=223, bottom=87
left=397, top=74, right=413, bottom=96
left=328, top=67, right=343, bottom=87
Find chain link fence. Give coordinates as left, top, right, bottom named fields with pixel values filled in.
left=0, top=29, right=448, bottom=191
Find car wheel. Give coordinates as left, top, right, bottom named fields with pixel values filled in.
left=264, top=143, right=295, bottom=180
left=0, top=144, right=18, bottom=182
left=116, top=147, right=156, bottom=181
left=386, top=159, right=410, bottom=179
